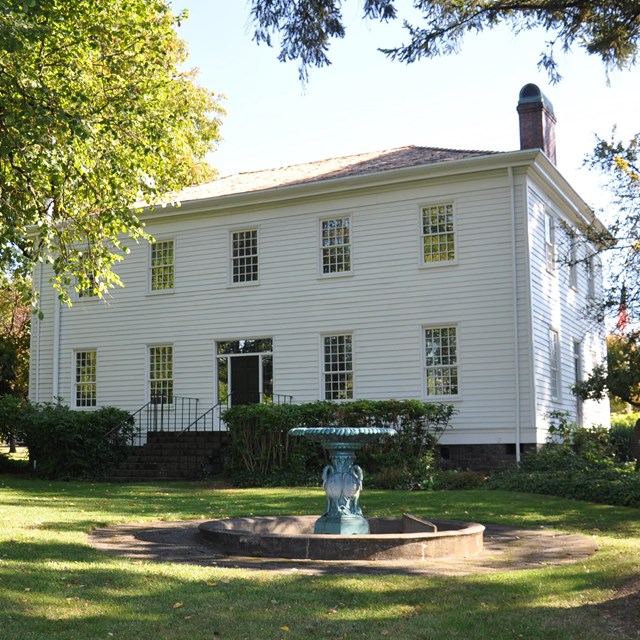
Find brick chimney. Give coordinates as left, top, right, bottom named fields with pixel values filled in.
left=517, top=83, right=557, bottom=164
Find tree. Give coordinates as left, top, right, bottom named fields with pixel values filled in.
left=574, top=333, right=640, bottom=410
left=0, top=0, right=224, bottom=302
left=250, top=0, right=640, bottom=82
left=583, top=132, right=640, bottom=321
left=0, top=272, right=31, bottom=399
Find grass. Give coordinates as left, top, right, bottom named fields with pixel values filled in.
left=1, top=477, right=640, bottom=639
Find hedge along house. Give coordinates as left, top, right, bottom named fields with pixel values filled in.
left=29, top=84, right=610, bottom=471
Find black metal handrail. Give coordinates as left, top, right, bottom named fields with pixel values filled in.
left=179, top=394, right=231, bottom=436
left=262, top=393, right=293, bottom=405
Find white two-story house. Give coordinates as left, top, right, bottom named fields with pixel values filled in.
left=29, top=84, right=610, bottom=469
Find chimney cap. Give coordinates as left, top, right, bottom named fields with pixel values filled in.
left=518, top=83, right=554, bottom=113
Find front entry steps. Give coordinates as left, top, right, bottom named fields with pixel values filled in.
left=111, top=431, right=230, bottom=482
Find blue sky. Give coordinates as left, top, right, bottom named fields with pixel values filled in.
left=173, top=1, right=639, bottom=214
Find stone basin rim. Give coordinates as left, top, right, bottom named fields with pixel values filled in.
left=199, top=515, right=484, bottom=539
left=198, top=516, right=485, bottom=561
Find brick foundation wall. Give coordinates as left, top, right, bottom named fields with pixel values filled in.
left=438, top=443, right=537, bottom=471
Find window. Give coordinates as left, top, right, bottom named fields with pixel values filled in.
left=77, top=273, right=98, bottom=299
left=573, top=340, right=583, bottom=427
left=549, top=329, right=561, bottom=400
left=232, top=229, right=258, bottom=283
left=424, top=327, right=458, bottom=396
left=585, top=256, right=595, bottom=298
left=74, top=350, right=96, bottom=407
left=569, top=236, right=578, bottom=289
left=323, top=334, right=353, bottom=400
left=422, top=204, right=455, bottom=263
left=321, top=217, right=351, bottom=274
left=544, top=211, right=556, bottom=272
left=149, top=345, right=173, bottom=404
left=150, top=240, right=174, bottom=291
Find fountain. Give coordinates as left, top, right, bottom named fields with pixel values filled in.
left=199, top=425, right=485, bottom=561
left=287, top=426, right=397, bottom=534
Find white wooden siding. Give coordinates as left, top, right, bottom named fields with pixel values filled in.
left=29, top=158, right=607, bottom=447
left=526, top=179, right=610, bottom=440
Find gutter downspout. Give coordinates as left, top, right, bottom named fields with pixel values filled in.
left=52, top=289, right=61, bottom=401
left=34, top=262, right=43, bottom=402
left=509, top=167, right=522, bottom=463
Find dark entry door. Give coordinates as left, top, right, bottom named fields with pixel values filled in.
left=230, top=356, right=260, bottom=405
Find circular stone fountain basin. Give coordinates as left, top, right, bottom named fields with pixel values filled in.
left=199, top=515, right=484, bottom=561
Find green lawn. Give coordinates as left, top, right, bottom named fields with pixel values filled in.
left=1, top=477, right=639, bottom=639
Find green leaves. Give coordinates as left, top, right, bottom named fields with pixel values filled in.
left=0, top=0, right=224, bottom=303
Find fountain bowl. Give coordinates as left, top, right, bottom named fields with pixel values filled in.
left=199, top=514, right=484, bottom=561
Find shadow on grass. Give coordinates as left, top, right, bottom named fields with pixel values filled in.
left=0, top=537, right=637, bottom=640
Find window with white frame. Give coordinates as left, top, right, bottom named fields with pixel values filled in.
left=544, top=211, right=556, bottom=272
left=549, top=329, right=561, bottom=400
left=231, top=229, right=258, bottom=283
left=77, top=273, right=98, bottom=299
left=150, top=240, right=174, bottom=291
left=586, top=256, right=595, bottom=298
left=569, top=236, right=578, bottom=289
left=424, top=327, right=458, bottom=396
left=149, top=345, right=173, bottom=404
left=422, top=203, right=455, bottom=264
left=321, top=217, right=351, bottom=274
left=323, top=334, right=353, bottom=400
left=74, top=350, right=97, bottom=407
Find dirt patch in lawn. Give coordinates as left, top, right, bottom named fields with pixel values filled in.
left=89, top=520, right=598, bottom=576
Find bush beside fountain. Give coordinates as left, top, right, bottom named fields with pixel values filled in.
left=221, top=400, right=456, bottom=488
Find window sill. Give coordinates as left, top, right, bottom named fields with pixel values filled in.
left=317, top=271, right=354, bottom=280
left=145, top=289, right=175, bottom=297
left=425, top=394, right=462, bottom=402
left=419, top=259, right=458, bottom=270
left=227, top=281, right=260, bottom=289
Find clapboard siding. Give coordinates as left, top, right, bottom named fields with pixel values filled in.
left=30, top=154, right=609, bottom=447
left=526, top=177, right=610, bottom=440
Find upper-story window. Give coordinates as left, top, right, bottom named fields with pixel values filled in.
left=321, top=217, right=351, bottom=275
left=544, top=211, right=556, bottom=273
left=77, top=273, right=98, bottom=299
left=586, top=256, right=595, bottom=298
left=149, top=345, right=173, bottom=404
left=74, top=350, right=97, bottom=408
left=232, top=229, right=259, bottom=283
left=569, top=236, right=578, bottom=290
left=424, top=326, right=459, bottom=397
left=422, top=203, right=455, bottom=264
left=323, top=334, right=353, bottom=400
left=150, top=240, right=174, bottom=292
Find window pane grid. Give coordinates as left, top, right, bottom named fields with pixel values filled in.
left=149, top=345, right=173, bottom=404
left=151, top=240, right=174, bottom=291
left=422, top=204, right=454, bottom=263
left=424, top=327, right=458, bottom=396
left=549, top=330, right=560, bottom=399
left=323, top=334, right=353, bottom=400
left=322, top=218, right=351, bottom=273
left=75, top=350, right=96, bottom=407
left=232, top=230, right=258, bottom=282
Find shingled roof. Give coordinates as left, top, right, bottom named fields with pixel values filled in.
left=173, top=145, right=497, bottom=204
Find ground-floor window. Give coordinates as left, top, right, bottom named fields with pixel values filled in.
left=149, top=345, right=173, bottom=404
left=216, top=338, right=273, bottom=406
left=424, top=326, right=458, bottom=397
left=74, top=350, right=97, bottom=407
left=549, top=329, right=561, bottom=400
left=323, top=334, right=353, bottom=400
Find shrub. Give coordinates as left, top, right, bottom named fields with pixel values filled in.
left=489, top=410, right=640, bottom=507
left=221, top=400, right=456, bottom=488
left=1, top=397, right=135, bottom=479
left=434, top=470, right=487, bottom=490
